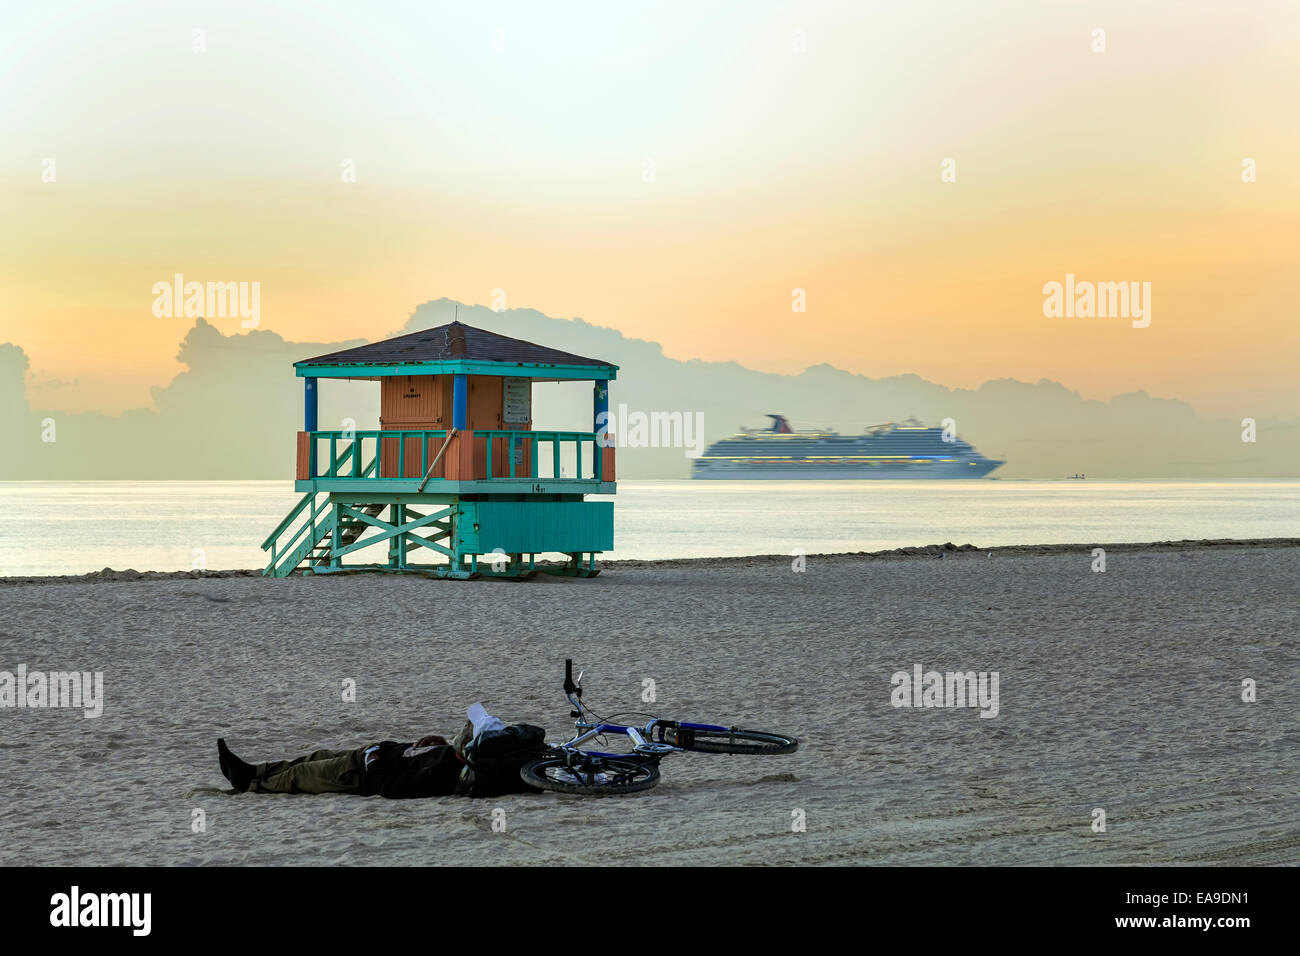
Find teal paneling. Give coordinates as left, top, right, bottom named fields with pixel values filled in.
left=458, top=500, right=614, bottom=554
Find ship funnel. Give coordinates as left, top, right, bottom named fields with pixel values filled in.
left=765, top=414, right=794, bottom=434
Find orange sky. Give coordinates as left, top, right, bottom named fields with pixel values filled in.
left=2, top=0, right=1297, bottom=419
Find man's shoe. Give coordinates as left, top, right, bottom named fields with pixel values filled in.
left=217, top=738, right=256, bottom=792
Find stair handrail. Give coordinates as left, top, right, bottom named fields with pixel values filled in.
left=264, top=493, right=333, bottom=575
left=262, top=491, right=314, bottom=550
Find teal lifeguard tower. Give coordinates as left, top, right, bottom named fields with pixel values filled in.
left=261, top=321, right=617, bottom=579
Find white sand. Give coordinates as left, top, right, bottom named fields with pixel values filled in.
left=1, top=540, right=1297, bottom=865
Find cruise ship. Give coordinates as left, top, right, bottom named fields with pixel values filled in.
left=692, top=415, right=1003, bottom=479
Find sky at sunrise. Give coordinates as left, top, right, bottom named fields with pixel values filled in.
left=2, top=0, right=1297, bottom=419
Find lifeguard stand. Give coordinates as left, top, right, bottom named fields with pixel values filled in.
left=261, top=321, right=617, bottom=579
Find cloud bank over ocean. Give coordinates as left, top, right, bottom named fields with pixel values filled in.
left=1, top=299, right=1295, bottom=480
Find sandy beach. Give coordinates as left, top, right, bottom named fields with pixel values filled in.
left=1, top=539, right=1297, bottom=866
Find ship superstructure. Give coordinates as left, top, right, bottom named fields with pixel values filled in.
left=691, top=415, right=1003, bottom=479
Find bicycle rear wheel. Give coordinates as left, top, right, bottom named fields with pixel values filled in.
left=520, top=753, right=661, bottom=796
left=663, top=726, right=798, bottom=755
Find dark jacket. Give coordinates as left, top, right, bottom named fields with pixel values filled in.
left=361, top=723, right=548, bottom=799
left=360, top=742, right=465, bottom=799
left=458, top=723, right=548, bottom=797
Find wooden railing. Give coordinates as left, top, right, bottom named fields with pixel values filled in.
left=297, top=429, right=609, bottom=483
left=475, top=430, right=604, bottom=481
left=304, top=429, right=443, bottom=480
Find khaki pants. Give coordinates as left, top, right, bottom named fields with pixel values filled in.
left=250, top=747, right=366, bottom=794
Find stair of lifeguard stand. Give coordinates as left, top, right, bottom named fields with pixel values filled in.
left=305, top=503, right=388, bottom=568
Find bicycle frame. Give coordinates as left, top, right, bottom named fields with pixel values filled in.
left=558, top=682, right=731, bottom=761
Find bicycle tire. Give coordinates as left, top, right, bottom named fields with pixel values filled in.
left=520, top=754, right=661, bottom=796
left=663, top=726, right=798, bottom=755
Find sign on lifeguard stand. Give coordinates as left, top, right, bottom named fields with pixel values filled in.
left=260, top=321, right=617, bottom=579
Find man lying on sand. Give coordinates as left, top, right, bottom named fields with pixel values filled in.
left=217, top=704, right=546, bottom=798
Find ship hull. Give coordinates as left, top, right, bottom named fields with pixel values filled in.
left=692, top=420, right=1004, bottom=479
left=691, top=459, right=1002, bottom=479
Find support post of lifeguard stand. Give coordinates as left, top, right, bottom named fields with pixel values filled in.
left=594, top=381, right=609, bottom=436
left=304, top=377, right=318, bottom=432
left=452, top=374, right=468, bottom=430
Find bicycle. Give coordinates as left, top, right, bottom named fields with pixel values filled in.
left=519, top=659, right=799, bottom=795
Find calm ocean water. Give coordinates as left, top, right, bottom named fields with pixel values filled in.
left=0, top=480, right=1296, bottom=577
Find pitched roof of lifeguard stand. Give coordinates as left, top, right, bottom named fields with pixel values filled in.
left=295, top=321, right=617, bottom=380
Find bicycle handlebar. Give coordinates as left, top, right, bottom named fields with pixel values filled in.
left=564, top=658, right=584, bottom=717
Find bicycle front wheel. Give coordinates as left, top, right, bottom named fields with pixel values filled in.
left=520, top=754, right=661, bottom=796
left=663, top=726, right=798, bottom=755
